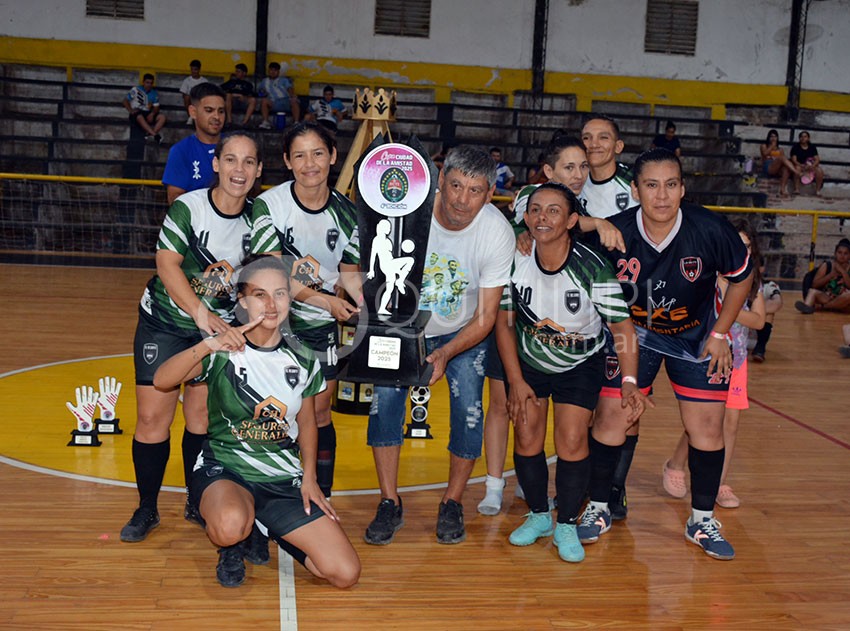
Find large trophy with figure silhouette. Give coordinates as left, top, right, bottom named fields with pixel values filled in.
left=340, top=135, right=437, bottom=387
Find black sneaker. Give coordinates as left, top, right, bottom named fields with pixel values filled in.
left=120, top=506, right=160, bottom=542
left=436, top=499, right=466, bottom=544
left=216, top=544, right=246, bottom=588
left=609, top=485, right=628, bottom=521
left=364, top=497, right=404, bottom=545
left=242, top=524, right=270, bottom=565
left=184, top=500, right=206, bottom=529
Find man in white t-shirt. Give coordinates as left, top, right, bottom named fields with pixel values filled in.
left=364, top=146, right=515, bottom=546
left=179, top=60, right=208, bottom=125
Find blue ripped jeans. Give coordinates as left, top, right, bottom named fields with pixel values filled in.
left=367, top=331, right=488, bottom=460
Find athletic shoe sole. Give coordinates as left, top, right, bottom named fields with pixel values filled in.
left=363, top=519, right=404, bottom=546
left=685, top=531, right=735, bottom=560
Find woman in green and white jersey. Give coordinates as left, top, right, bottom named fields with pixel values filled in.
left=154, top=255, right=360, bottom=588
left=495, top=183, right=649, bottom=563
left=122, top=133, right=262, bottom=544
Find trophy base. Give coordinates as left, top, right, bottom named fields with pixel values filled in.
left=404, top=420, right=434, bottom=439
left=96, top=417, right=124, bottom=434
left=68, top=429, right=102, bottom=447
left=340, top=311, right=433, bottom=387
left=332, top=379, right=374, bottom=416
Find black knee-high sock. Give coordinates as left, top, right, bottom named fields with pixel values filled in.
left=556, top=456, right=591, bottom=524
left=754, top=322, right=773, bottom=354
left=513, top=451, right=549, bottom=513
left=611, top=434, right=638, bottom=490
left=133, top=438, right=170, bottom=509
left=182, top=429, right=206, bottom=499
left=689, top=445, right=725, bottom=512
left=588, top=435, right=622, bottom=503
left=317, top=423, right=336, bottom=497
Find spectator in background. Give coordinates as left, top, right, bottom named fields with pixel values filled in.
left=525, top=153, right=549, bottom=185
left=651, top=120, right=682, bottom=157
left=258, top=62, right=300, bottom=129
left=123, top=73, right=166, bottom=143
left=795, top=238, right=850, bottom=314
left=221, top=63, right=257, bottom=128
left=790, top=131, right=825, bottom=196
left=162, top=82, right=227, bottom=205
left=305, top=85, right=346, bottom=134
left=752, top=278, right=782, bottom=363
left=179, top=60, right=208, bottom=126
left=490, top=147, right=515, bottom=195
left=760, top=129, right=799, bottom=199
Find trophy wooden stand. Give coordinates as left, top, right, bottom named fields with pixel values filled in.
left=335, top=88, right=398, bottom=198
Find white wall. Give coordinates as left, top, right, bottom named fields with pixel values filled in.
left=2, top=0, right=849, bottom=93
left=803, top=0, right=850, bottom=92
left=0, top=0, right=256, bottom=50
left=268, top=0, right=534, bottom=70
left=546, top=0, right=792, bottom=84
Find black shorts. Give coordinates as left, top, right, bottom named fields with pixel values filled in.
left=485, top=331, right=505, bottom=381
left=133, top=309, right=203, bottom=385
left=293, top=321, right=339, bottom=381
left=515, top=351, right=605, bottom=411
left=192, top=442, right=324, bottom=538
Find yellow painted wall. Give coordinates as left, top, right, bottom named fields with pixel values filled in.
left=3, top=36, right=850, bottom=117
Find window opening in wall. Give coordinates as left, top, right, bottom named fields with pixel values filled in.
left=644, top=0, right=698, bottom=56
left=374, top=0, right=431, bottom=38
left=86, top=0, right=145, bottom=20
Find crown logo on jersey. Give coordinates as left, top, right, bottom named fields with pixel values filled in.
left=353, top=88, right=397, bottom=121
left=649, top=295, right=677, bottom=311
left=254, top=396, right=289, bottom=426
left=679, top=256, right=703, bottom=283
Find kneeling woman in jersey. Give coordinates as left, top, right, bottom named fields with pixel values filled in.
left=154, top=255, right=361, bottom=588
left=495, top=183, right=649, bottom=562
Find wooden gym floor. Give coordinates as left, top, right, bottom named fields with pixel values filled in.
left=2, top=263, right=849, bottom=630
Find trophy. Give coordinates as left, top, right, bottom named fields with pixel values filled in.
left=404, top=386, right=433, bottom=439
left=340, top=135, right=437, bottom=387
left=95, top=376, right=124, bottom=434
left=66, top=385, right=101, bottom=447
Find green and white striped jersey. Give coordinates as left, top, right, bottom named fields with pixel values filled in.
left=140, top=189, right=252, bottom=330
left=199, top=335, right=326, bottom=483
left=251, top=182, right=359, bottom=331
left=501, top=240, right=629, bottom=373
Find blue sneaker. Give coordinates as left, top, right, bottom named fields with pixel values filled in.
left=685, top=517, right=735, bottom=560
left=509, top=511, right=553, bottom=546
left=553, top=523, right=585, bottom=562
left=577, top=505, right=612, bottom=543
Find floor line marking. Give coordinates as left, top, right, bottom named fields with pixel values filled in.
left=749, top=396, right=850, bottom=450
left=279, top=552, right=298, bottom=631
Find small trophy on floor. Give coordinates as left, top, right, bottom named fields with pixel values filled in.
left=95, top=376, right=123, bottom=435
left=66, top=385, right=101, bottom=447
left=404, top=386, right=433, bottom=439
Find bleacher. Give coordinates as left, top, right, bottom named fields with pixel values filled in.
left=4, top=63, right=850, bottom=276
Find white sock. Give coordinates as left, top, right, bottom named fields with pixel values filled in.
left=485, top=475, right=505, bottom=491
left=589, top=500, right=609, bottom=513
left=691, top=508, right=713, bottom=525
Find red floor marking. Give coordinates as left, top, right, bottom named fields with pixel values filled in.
left=748, top=396, right=850, bottom=451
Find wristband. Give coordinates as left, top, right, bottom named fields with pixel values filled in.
left=622, top=376, right=637, bottom=386
left=709, top=330, right=726, bottom=340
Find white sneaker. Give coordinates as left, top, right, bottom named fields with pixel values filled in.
left=259, top=120, right=272, bottom=129
left=477, top=476, right=505, bottom=516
